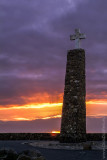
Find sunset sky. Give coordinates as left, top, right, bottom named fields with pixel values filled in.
left=0, top=0, right=107, bottom=133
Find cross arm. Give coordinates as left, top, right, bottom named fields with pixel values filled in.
left=70, top=35, right=76, bottom=40
left=79, top=34, right=86, bottom=39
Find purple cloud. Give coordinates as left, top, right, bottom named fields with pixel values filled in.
left=0, top=0, right=107, bottom=106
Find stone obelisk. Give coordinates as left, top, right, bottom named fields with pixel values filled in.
left=60, top=29, right=86, bottom=143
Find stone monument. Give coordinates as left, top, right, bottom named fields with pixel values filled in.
left=60, top=29, right=86, bottom=143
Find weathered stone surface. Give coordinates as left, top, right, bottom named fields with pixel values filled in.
left=60, top=49, right=86, bottom=143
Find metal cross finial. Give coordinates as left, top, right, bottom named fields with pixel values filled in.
left=70, top=29, right=86, bottom=49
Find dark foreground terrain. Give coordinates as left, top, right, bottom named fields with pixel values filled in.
left=0, top=140, right=105, bottom=160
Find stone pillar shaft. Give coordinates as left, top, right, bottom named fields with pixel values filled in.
left=60, top=49, right=86, bottom=143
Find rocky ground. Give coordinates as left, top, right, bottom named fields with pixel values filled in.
left=0, top=141, right=106, bottom=160
left=0, top=148, right=45, bottom=160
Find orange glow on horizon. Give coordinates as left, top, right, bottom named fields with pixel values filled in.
left=86, top=100, right=107, bottom=105
left=14, top=118, right=31, bottom=121
left=0, top=102, right=63, bottom=121
left=0, top=99, right=107, bottom=121
left=0, top=103, right=62, bottom=110
left=42, top=115, right=61, bottom=119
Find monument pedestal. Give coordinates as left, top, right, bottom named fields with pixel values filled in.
left=60, top=49, right=86, bottom=143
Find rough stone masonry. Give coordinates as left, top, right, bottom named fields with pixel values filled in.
left=60, top=30, right=86, bottom=142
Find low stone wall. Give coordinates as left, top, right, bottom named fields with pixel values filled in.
left=0, top=133, right=60, bottom=140
left=0, top=133, right=107, bottom=141
left=86, top=133, right=107, bottom=141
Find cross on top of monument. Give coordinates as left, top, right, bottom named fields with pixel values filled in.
left=70, top=29, right=86, bottom=49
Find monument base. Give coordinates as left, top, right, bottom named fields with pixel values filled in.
left=60, top=134, right=86, bottom=143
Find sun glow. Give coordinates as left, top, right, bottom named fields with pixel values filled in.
left=51, top=131, right=60, bottom=133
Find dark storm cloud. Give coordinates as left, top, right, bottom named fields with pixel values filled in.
left=0, top=0, right=107, bottom=106
left=49, top=0, right=107, bottom=99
